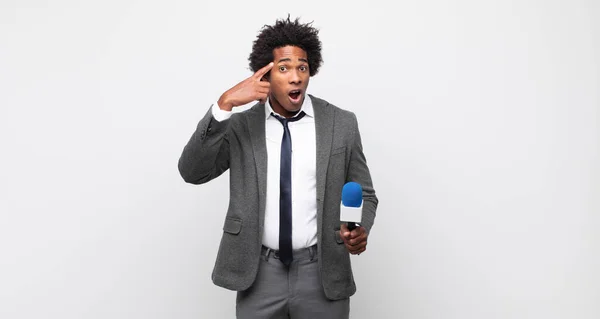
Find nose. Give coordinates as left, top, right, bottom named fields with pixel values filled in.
left=289, top=69, right=302, bottom=84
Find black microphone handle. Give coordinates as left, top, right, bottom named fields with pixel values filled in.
left=347, top=222, right=357, bottom=231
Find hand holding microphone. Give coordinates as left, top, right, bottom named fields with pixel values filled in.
left=340, top=182, right=368, bottom=255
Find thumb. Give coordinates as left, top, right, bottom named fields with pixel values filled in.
left=340, top=223, right=350, bottom=239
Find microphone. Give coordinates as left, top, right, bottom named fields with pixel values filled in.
left=340, top=182, right=362, bottom=231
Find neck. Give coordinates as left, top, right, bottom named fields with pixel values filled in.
left=269, top=95, right=304, bottom=118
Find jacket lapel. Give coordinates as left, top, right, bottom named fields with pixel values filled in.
left=311, top=95, right=334, bottom=241
left=246, top=103, right=268, bottom=233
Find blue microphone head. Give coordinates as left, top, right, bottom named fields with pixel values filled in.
left=342, top=182, right=363, bottom=207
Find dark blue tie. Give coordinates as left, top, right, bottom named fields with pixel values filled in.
left=272, top=111, right=306, bottom=266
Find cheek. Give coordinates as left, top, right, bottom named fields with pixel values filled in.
left=269, top=82, right=286, bottom=96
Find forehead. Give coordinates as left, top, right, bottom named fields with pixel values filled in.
left=273, top=45, right=307, bottom=61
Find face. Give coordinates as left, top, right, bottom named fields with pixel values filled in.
left=267, top=45, right=310, bottom=117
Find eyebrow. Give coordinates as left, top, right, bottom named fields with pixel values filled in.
left=277, top=58, right=309, bottom=63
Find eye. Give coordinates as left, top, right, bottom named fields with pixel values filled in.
left=299, top=65, right=308, bottom=72
left=279, top=65, right=287, bottom=72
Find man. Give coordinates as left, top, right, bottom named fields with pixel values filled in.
left=178, top=16, right=378, bottom=318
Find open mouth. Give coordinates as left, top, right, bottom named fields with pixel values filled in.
left=288, top=89, right=302, bottom=103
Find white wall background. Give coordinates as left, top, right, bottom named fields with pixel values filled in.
left=1, top=0, right=598, bottom=318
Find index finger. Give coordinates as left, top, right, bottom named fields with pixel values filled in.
left=253, top=62, right=274, bottom=79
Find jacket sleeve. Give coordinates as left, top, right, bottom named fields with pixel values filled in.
left=346, top=113, right=378, bottom=234
left=178, top=104, right=231, bottom=184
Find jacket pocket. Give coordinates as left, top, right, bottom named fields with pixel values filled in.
left=334, top=229, right=344, bottom=244
left=223, top=217, right=242, bottom=235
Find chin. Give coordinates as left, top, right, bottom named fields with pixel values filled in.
left=284, top=104, right=302, bottom=112
left=287, top=94, right=305, bottom=109
left=271, top=94, right=303, bottom=115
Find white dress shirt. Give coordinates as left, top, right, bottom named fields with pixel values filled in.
left=211, top=97, right=318, bottom=250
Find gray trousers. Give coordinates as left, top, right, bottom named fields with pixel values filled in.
left=236, top=245, right=350, bottom=319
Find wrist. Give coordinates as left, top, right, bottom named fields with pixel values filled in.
left=217, top=94, right=234, bottom=111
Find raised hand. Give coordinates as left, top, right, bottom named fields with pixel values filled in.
left=217, top=62, right=274, bottom=111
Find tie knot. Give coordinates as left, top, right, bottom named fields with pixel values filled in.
left=272, top=111, right=306, bottom=125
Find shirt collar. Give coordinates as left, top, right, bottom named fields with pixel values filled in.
left=265, top=93, right=314, bottom=120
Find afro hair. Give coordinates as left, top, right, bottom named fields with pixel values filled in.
left=248, top=15, right=323, bottom=77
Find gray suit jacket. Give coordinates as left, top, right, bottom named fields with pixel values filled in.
left=178, top=94, right=378, bottom=300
